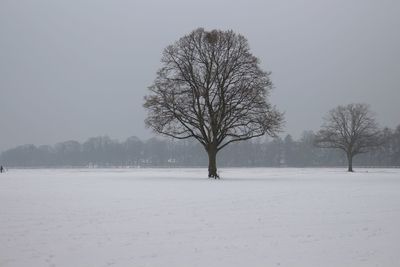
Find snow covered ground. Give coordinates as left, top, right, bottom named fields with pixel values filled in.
left=1, top=168, right=399, bottom=267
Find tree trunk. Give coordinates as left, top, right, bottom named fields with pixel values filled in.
left=207, top=146, right=219, bottom=178
left=347, top=153, right=353, bottom=172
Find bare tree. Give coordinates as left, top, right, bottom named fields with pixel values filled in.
left=315, top=103, right=382, bottom=172
left=144, top=28, right=283, bottom=178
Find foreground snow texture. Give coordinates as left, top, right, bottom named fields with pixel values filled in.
left=1, top=168, right=400, bottom=267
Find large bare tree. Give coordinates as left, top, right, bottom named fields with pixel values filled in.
left=144, top=28, right=283, bottom=178
left=315, top=103, right=382, bottom=172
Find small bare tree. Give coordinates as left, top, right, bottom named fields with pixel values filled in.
left=144, top=28, right=283, bottom=178
left=315, top=103, right=382, bottom=172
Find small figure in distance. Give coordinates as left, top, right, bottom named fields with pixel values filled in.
left=0, top=165, right=4, bottom=173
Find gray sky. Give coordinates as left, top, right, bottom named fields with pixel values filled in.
left=1, top=0, right=399, bottom=152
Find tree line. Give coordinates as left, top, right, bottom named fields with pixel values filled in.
left=1, top=125, right=399, bottom=168
left=2, top=29, right=398, bottom=172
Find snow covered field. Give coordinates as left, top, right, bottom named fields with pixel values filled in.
left=1, top=168, right=399, bottom=267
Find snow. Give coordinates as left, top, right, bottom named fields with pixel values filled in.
left=1, top=168, right=399, bottom=267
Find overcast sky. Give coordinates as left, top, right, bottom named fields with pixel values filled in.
left=1, top=0, right=399, bottom=151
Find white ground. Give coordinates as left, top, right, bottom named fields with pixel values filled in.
left=1, top=168, right=399, bottom=267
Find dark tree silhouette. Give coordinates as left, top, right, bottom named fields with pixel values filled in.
left=143, top=28, right=283, bottom=178
left=315, top=103, right=382, bottom=172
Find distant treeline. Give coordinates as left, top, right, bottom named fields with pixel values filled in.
left=1, top=126, right=400, bottom=168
